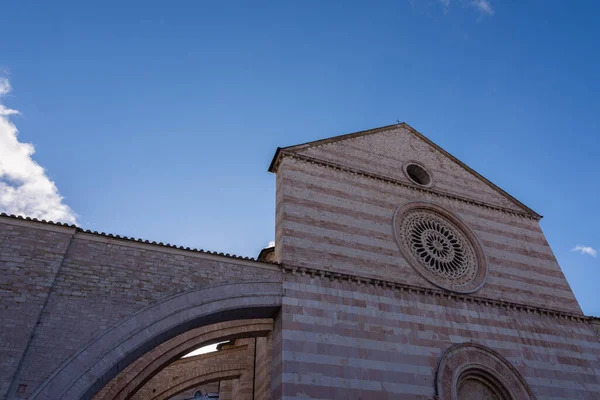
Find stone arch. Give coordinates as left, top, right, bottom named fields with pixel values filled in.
left=29, top=281, right=282, bottom=400
left=435, top=343, right=536, bottom=400
left=98, top=318, right=273, bottom=400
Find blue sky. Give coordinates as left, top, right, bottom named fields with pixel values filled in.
left=0, top=1, right=598, bottom=316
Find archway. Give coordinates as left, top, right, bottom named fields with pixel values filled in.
left=97, top=319, right=273, bottom=400
left=435, top=343, right=536, bottom=400
left=29, top=281, right=282, bottom=400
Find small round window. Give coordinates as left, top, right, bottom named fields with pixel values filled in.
left=404, top=163, right=432, bottom=187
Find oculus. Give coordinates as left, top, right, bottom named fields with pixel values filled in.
left=393, top=202, right=487, bottom=293
left=403, top=162, right=433, bottom=187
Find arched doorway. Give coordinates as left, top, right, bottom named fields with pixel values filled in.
left=29, top=281, right=282, bottom=400
left=96, top=319, right=273, bottom=400
left=435, top=343, right=536, bottom=400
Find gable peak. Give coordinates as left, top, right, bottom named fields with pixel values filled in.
left=269, top=122, right=541, bottom=220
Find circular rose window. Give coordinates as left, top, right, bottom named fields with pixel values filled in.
left=393, top=202, right=487, bottom=293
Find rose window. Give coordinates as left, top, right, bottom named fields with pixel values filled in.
left=393, top=202, right=487, bottom=293
left=404, top=211, right=476, bottom=281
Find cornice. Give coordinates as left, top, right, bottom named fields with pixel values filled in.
left=281, top=264, right=597, bottom=323
left=272, top=151, right=541, bottom=221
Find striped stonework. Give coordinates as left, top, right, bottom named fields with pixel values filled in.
left=271, top=123, right=599, bottom=399
left=278, top=274, right=600, bottom=399
left=275, top=156, right=580, bottom=313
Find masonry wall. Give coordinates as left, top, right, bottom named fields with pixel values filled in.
left=279, top=274, right=600, bottom=400
left=270, top=311, right=284, bottom=400
left=293, top=125, right=522, bottom=212
left=228, top=339, right=255, bottom=400
left=169, top=382, right=219, bottom=400
left=0, top=221, right=74, bottom=400
left=131, top=341, right=253, bottom=400
left=0, top=217, right=281, bottom=400
left=275, top=157, right=581, bottom=314
left=255, top=335, right=273, bottom=400
left=219, top=380, right=233, bottom=400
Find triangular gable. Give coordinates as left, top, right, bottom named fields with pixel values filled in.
left=269, top=123, right=540, bottom=218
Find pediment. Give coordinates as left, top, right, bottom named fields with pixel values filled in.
left=270, top=123, right=538, bottom=218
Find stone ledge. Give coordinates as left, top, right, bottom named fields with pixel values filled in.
left=281, top=264, right=596, bottom=323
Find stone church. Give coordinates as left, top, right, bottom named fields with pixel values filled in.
left=1, top=123, right=599, bottom=400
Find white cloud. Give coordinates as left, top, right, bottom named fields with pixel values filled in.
left=267, top=240, right=275, bottom=248
left=0, top=77, right=77, bottom=224
left=571, top=245, right=597, bottom=258
left=471, top=0, right=494, bottom=16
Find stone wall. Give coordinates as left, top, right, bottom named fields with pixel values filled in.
left=169, top=382, right=219, bottom=400
left=218, top=380, right=233, bottom=400
left=254, top=335, right=272, bottom=400
left=226, top=339, right=255, bottom=400
left=275, top=156, right=581, bottom=314
left=278, top=274, right=600, bottom=400
left=0, top=220, right=74, bottom=399
left=270, top=311, right=284, bottom=400
left=290, top=125, right=526, bottom=212
left=130, top=341, right=253, bottom=400
left=0, top=216, right=281, bottom=400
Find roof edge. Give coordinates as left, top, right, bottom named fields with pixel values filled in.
left=268, top=147, right=282, bottom=173
left=0, top=213, right=278, bottom=265
left=400, top=123, right=541, bottom=219
left=268, top=124, right=401, bottom=173
left=282, top=123, right=400, bottom=153
left=268, top=122, right=541, bottom=219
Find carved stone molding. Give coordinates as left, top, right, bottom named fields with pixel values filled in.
left=435, top=343, right=536, bottom=400
left=393, top=201, right=488, bottom=293
left=281, top=264, right=595, bottom=323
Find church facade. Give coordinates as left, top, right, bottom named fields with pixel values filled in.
left=1, top=123, right=599, bottom=399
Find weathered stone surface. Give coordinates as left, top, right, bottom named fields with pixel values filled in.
left=278, top=274, right=600, bottom=399
left=0, top=217, right=281, bottom=400
left=130, top=340, right=254, bottom=400
left=275, top=156, right=581, bottom=313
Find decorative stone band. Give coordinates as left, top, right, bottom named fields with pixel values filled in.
left=393, top=201, right=488, bottom=293
left=280, top=264, right=598, bottom=323
left=435, top=343, right=536, bottom=400
left=272, top=151, right=541, bottom=220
